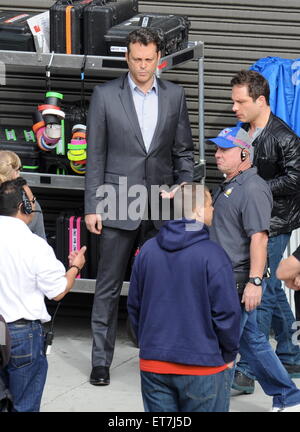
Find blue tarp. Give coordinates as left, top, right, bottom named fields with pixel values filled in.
left=250, top=56, right=300, bottom=136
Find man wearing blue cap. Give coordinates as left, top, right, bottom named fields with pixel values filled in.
left=209, top=126, right=300, bottom=411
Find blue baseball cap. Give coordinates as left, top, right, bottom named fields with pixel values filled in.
left=208, top=126, right=253, bottom=152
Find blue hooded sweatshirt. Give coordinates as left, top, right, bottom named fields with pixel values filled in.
left=127, top=219, right=241, bottom=366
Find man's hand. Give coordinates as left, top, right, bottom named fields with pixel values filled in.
left=241, top=282, right=262, bottom=312
left=68, top=245, right=87, bottom=270
left=54, top=246, right=87, bottom=301
left=295, top=275, right=300, bottom=288
left=160, top=182, right=187, bottom=200
left=85, top=213, right=102, bottom=234
left=284, top=277, right=300, bottom=291
left=227, top=361, right=235, bottom=369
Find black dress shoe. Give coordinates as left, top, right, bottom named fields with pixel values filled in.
left=90, top=366, right=110, bottom=386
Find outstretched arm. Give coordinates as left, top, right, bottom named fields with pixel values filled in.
left=276, top=250, right=300, bottom=291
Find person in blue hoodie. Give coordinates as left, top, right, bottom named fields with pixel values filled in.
left=127, top=183, right=241, bottom=412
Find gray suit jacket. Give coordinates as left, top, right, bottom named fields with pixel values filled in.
left=85, top=73, right=194, bottom=230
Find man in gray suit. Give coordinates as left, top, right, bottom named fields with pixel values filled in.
left=85, top=28, right=194, bottom=386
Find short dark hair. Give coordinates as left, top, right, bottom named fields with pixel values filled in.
left=231, top=70, right=270, bottom=105
left=126, top=28, right=162, bottom=54
left=0, top=177, right=27, bottom=216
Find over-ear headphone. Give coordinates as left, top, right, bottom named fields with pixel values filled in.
left=20, top=190, right=32, bottom=215
left=241, top=150, right=247, bottom=161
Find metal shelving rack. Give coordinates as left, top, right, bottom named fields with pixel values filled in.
left=0, top=41, right=205, bottom=294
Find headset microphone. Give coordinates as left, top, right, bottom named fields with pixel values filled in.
left=21, top=191, right=33, bottom=215
left=20, top=191, right=42, bottom=215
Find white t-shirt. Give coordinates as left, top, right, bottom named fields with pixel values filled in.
left=0, top=216, right=67, bottom=323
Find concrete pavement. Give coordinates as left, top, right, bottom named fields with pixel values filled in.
left=40, top=313, right=300, bottom=413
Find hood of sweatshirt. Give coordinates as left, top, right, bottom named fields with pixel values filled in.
left=156, top=218, right=210, bottom=252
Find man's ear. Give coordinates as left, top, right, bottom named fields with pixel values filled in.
left=194, top=205, right=204, bottom=221
left=17, top=201, right=23, bottom=214
left=257, top=95, right=266, bottom=106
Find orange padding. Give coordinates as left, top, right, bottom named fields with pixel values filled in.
left=32, top=120, right=45, bottom=134
left=66, top=6, right=73, bottom=54
left=140, top=359, right=228, bottom=376
left=72, top=131, right=86, bottom=139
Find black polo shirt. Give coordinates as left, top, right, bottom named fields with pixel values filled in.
left=210, top=167, right=273, bottom=275
left=293, top=245, right=300, bottom=262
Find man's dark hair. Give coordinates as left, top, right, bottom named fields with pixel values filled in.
left=126, top=28, right=162, bottom=54
left=231, top=70, right=270, bottom=105
left=0, top=177, right=27, bottom=216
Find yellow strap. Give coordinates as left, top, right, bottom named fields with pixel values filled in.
left=70, top=162, right=86, bottom=174
left=67, top=150, right=87, bottom=161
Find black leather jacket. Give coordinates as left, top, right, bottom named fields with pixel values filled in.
left=242, top=113, right=300, bottom=237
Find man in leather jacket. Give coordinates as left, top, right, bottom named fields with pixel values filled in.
left=230, top=69, right=300, bottom=394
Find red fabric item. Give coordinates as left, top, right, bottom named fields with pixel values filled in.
left=140, top=359, right=228, bottom=375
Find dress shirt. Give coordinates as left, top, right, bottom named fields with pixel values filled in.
left=0, top=216, right=67, bottom=323
left=128, top=73, right=158, bottom=152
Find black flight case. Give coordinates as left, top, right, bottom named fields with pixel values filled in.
left=0, top=10, right=37, bottom=51
left=56, top=214, right=90, bottom=278
left=83, top=0, right=138, bottom=55
left=50, top=0, right=94, bottom=54
left=104, top=13, right=190, bottom=57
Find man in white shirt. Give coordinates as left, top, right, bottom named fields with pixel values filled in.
left=0, top=177, right=86, bottom=412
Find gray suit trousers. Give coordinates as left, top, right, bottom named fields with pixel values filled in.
left=91, top=222, right=157, bottom=368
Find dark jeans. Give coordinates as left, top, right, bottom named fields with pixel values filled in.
left=0, top=320, right=48, bottom=412
left=140, top=369, right=233, bottom=412
left=238, top=233, right=300, bottom=377
left=237, top=305, right=300, bottom=409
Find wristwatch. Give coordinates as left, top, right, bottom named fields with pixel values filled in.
left=248, top=276, right=262, bottom=286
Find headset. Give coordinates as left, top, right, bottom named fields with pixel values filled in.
left=241, top=150, right=247, bottom=161
left=20, top=190, right=42, bottom=215
left=20, top=190, right=33, bottom=215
